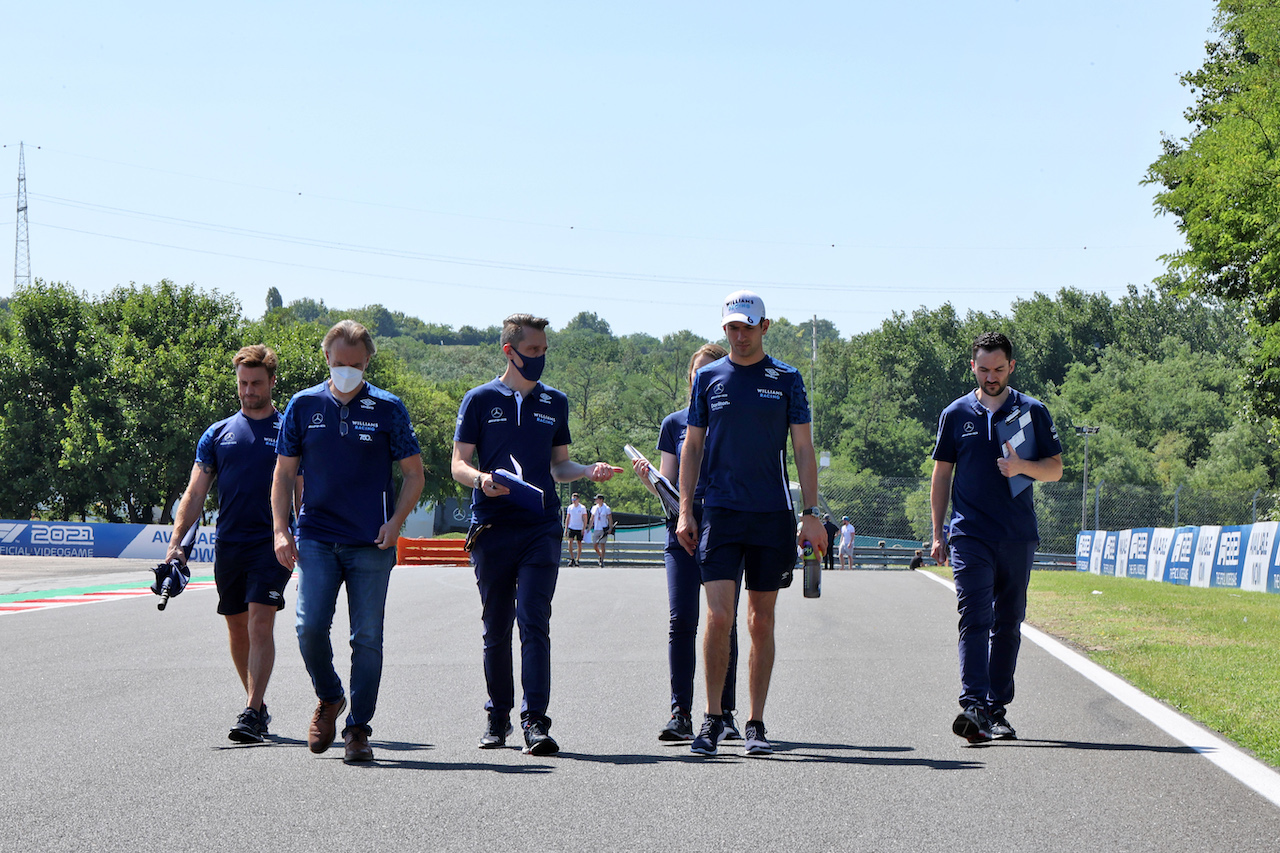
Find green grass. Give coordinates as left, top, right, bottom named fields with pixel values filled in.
left=925, top=566, right=1280, bottom=767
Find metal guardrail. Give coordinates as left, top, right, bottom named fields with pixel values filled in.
left=563, top=540, right=1078, bottom=571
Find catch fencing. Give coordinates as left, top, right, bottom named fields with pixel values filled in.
left=815, top=473, right=1279, bottom=556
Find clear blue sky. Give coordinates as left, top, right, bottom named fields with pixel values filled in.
left=3, top=1, right=1219, bottom=339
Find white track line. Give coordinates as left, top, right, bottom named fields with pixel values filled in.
left=917, top=569, right=1280, bottom=808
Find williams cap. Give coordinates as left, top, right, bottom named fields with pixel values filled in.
left=722, top=290, right=765, bottom=326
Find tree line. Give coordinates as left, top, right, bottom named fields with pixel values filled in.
left=0, top=275, right=1268, bottom=528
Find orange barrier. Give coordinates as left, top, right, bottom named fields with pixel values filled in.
left=397, top=537, right=470, bottom=566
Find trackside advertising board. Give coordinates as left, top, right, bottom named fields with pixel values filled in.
left=1077, top=525, right=1280, bottom=594
left=0, top=520, right=214, bottom=562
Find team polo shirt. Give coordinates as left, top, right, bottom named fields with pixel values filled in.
left=277, top=381, right=421, bottom=545
left=565, top=503, right=588, bottom=531
left=688, top=354, right=810, bottom=513
left=931, top=387, right=1062, bottom=542
left=194, top=410, right=283, bottom=542
left=454, top=378, right=571, bottom=525
left=657, top=407, right=711, bottom=502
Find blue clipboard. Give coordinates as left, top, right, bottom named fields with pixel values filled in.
left=492, top=468, right=546, bottom=513
left=995, top=407, right=1036, bottom=497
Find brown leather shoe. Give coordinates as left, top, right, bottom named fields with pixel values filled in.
left=343, top=727, right=374, bottom=763
left=308, top=695, right=347, bottom=754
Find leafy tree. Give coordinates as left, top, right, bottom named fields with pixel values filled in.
left=1145, top=1, right=1280, bottom=419
left=265, top=286, right=283, bottom=313
left=60, top=281, right=243, bottom=522
left=0, top=281, right=96, bottom=518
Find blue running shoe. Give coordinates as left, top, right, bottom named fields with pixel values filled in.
left=743, top=719, right=772, bottom=756
left=690, top=713, right=724, bottom=756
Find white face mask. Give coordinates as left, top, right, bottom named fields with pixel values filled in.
left=329, top=365, right=364, bottom=394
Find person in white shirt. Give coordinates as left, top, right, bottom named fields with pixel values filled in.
left=563, top=493, right=589, bottom=567
left=839, top=517, right=856, bottom=570
left=590, top=494, right=613, bottom=567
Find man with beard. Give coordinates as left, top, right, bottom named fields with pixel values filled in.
left=452, top=313, right=616, bottom=756
left=168, top=344, right=294, bottom=744
left=930, top=332, right=1062, bottom=744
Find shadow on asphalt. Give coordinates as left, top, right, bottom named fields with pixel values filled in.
left=556, top=742, right=983, bottom=771
left=971, top=738, right=1201, bottom=755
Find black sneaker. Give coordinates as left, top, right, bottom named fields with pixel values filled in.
left=257, top=704, right=271, bottom=740
left=718, top=712, right=742, bottom=743
left=479, top=714, right=514, bottom=749
left=228, top=707, right=264, bottom=744
left=743, top=719, right=772, bottom=756
left=659, top=709, right=694, bottom=741
left=989, top=710, right=1017, bottom=740
left=522, top=716, right=560, bottom=756
left=690, top=713, right=724, bottom=756
left=952, top=704, right=993, bottom=744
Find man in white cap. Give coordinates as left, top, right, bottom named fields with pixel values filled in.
left=676, top=290, right=827, bottom=756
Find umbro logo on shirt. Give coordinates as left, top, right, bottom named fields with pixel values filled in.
left=764, top=368, right=780, bottom=380
left=539, top=393, right=552, bottom=404
left=360, top=398, right=376, bottom=410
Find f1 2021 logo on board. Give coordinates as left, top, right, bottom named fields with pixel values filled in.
left=29, top=524, right=95, bottom=544
left=0, top=523, right=27, bottom=543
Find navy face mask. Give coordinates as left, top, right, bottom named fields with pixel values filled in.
left=510, top=350, right=546, bottom=383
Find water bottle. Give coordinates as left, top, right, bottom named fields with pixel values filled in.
left=803, top=540, right=821, bottom=598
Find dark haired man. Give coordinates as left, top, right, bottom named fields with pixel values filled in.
left=272, top=319, right=425, bottom=764
left=169, top=344, right=293, bottom=743
left=452, top=313, right=616, bottom=756
left=930, top=331, right=1062, bottom=743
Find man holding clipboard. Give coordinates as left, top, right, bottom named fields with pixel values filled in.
left=451, top=313, right=616, bottom=756
left=930, top=332, right=1062, bottom=744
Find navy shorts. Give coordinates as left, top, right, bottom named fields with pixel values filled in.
left=698, top=507, right=796, bottom=592
left=567, top=528, right=583, bottom=541
left=213, top=537, right=292, bottom=616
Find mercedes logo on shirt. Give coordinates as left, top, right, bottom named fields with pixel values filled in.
left=311, top=413, right=324, bottom=425
left=491, top=407, right=504, bottom=419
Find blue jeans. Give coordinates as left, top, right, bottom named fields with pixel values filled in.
left=665, top=512, right=739, bottom=714
left=295, top=539, right=396, bottom=733
left=471, top=519, right=561, bottom=722
left=950, top=537, right=1037, bottom=714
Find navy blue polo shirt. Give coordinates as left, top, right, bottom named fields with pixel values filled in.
left=657, top=407, right=710, bottom=502
left=194, top=410, right=283, bottom=542
left=931, top=388, right=1062, bottom=542
left=688, top=354, right=810, bottom=513
left=277, top=381, right=421, bottom=545
left=454, top=378, right=571, bottom=525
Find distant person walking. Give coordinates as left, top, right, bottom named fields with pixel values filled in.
left=590, top=495, right=613, bottom=567
left=563, top=493, right=588, bottom=567
left=930, top=331, right=1062, bottom=744
left=168, top=344, right=294, bottom=744
left=822, top=514, right=839, bottom=573
left=838, top=517, right=855, bottom=570
left=631, top=342, right=742, bottom=743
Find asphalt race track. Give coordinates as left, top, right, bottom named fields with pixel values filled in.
left=3, top=557, right=1280, bottom=852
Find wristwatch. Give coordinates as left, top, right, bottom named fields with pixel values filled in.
left=801, top=506, right=821, bottom=518
left=474, top=473, right=483, bottom=491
